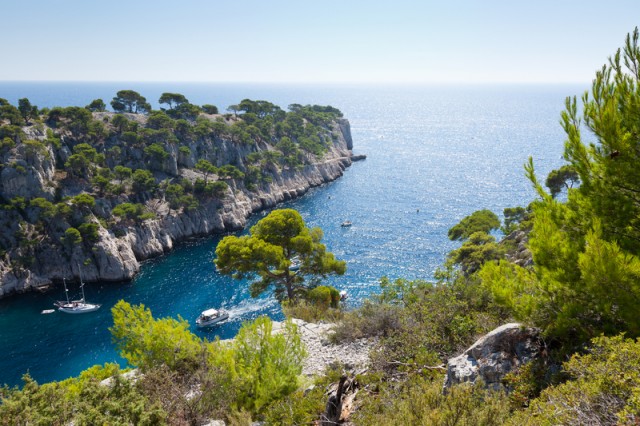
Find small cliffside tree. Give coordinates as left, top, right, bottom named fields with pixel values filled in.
left=214, top=209, right=346, bottom=302
left=111, top=90, right=151, bottom=114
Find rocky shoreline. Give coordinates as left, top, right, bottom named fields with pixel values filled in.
left=0, top=114, right=358, bottom=298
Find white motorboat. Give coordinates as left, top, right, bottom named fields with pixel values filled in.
left=341, top=221, right=352, bottom=227
left=196, top=308, right=229, bottom=327
left=55, top=275, right=101, bottom=314
left=289, top=256, right=300, bottom=271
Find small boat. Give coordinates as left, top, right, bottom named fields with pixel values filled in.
left=340, top=290, right=348, bottom=301
left=289, top=256, right=300, bottom=271
left=41, top=309, right=55, bottom=315
left=196, top=308, right=229, bottom=327
left=341, top=221, right=352, bottom=227
left=55, top=275, right=101, bottom=314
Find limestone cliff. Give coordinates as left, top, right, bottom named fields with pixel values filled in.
left=0, top=106, right=356, bottom=298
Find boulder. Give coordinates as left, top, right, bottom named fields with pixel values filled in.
left=444, top=323, right=542, bottom=391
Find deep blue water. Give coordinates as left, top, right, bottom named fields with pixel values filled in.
left=0, top=82, right=583, bottom=387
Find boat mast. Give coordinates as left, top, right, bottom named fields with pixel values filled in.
left=78, top=263, right=86, bottom=303
left=63, top=278, right=70, bottom=304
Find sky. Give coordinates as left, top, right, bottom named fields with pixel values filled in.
left=2, top=0, right=639, bottom=83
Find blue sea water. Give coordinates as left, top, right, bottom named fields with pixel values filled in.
left=0, top=82, right=584, bottom=387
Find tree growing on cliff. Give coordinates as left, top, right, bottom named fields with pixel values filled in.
left=214, top=209, right=346, bottom=302
left=158, top=93, right=188, bottom=110
left=111, top=90, right=151, bottom=114
left=447, top=209, right=500, bottom=241
left=18, top=98, right=38, bottom=125
left=545, top=164, right=579, bottom=198
left=195, top=159, right=217, bottom=185
left=85, top=99, right=106, bottom=112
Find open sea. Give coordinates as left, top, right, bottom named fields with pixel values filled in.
left=0, top=82, right=583, bottom=387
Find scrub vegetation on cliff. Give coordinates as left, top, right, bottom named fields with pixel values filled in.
left=0, top=92, right=353, bottom=296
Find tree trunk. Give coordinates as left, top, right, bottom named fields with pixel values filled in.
left=322, top=375, right=347, bottom=426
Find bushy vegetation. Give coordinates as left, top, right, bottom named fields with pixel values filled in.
left=0, top=90, right=345, bottom=271
left=0, top=302, right=306, bottom=424
left=476, top=28, right=640, bottom=347
left=509, top=335, right=640, bottom=425
left=215, top=209, right=346, bottom=303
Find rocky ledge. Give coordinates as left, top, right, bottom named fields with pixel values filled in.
left=273, top=318, right=375, bottom=376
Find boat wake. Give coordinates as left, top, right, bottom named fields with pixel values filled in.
left=223, top=299, right=277, bottom=321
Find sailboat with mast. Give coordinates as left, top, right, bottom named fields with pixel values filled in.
left=54, top=267, right=101, bottom=314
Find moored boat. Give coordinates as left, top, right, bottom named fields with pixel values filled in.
left=55, top=274, right=101, bottom=314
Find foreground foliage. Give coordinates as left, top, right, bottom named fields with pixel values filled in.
left=478, top=28, right=640, bottom=345
left=510, top=335, right=640, bottom=425
left=0, top=303, right=306, bottom=424
left=354, top=375, right=512, bottom=425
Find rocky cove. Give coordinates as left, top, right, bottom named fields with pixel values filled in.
left=0, top=102, right=359, bottom=298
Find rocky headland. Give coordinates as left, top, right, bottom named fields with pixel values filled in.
left=0, top=100, right=358, bottom=298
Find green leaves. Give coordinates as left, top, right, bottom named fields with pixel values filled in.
left=448, top=209, right=500, bottom=241
left=482, top=29, right=640, bottom=344
left=110, top=301, right=201, bottom=372
left=545, top=165, right=579, bottom=198
left=511, top=334, right=640, bottom=425
left=111, top=90, right=151, bottom=114
left=232, top=316, right=306, bottom=413
left=215, top=209, right=345, bottom=302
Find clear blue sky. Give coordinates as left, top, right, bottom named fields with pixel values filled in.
left=2, top=0, right=639, bottom=83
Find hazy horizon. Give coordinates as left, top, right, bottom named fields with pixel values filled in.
left=2, top=0, right=639, bottom=84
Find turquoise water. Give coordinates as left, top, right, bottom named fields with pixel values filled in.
left=0, top=83, right=583, bottom=386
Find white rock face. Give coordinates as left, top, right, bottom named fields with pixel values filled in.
left=444, top=323, right=542, bottom=391
left=0, top=119, right=356, bottom=297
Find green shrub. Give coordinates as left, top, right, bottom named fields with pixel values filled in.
left=110, top=301, right=202, bottom=372
left=0, top=367, right=165, bottom=425
left=112, top=202, right=155, bottom=222
left=448, top=209, right=500, bottom=241
left=78, top=222, right=100, bottom=245
left=307, top=285, right=341, bottom=309
left=263, top=372, right=336, bottom=425
left=232, top=316, right=306, bottom=414
left=282, top=299, right=343, bottom=323
left=354, top=374, right=511, bottom=425
left=510, top=334, right=640, bottom=425
left=61, top=227, right=82, bottom=247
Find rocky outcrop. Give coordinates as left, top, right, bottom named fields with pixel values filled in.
left=444, top=323, right=542, bottom=391
left=502, top=229, right=533, bottom=268
left=0, top=116, right=356, bottom=298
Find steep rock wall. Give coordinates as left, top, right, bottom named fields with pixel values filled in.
left=0, top=119, right=355, bottom=297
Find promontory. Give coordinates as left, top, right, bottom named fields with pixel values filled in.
left=0, top=93, right=357, bottom=297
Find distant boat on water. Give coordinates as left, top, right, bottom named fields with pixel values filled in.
left=54, top=273, right=101, bottom=314
left=289, top=256, right=301, bottom=271
left=341, top=221, right=352, bottom=227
